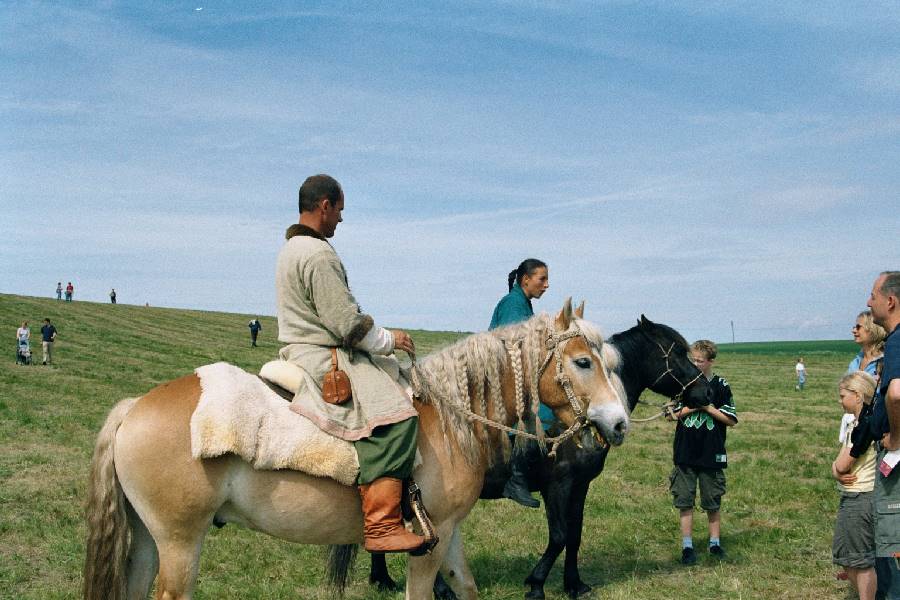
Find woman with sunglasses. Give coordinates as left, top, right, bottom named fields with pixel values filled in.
left=839, top=311, right=887, bottom=451
left=850, top=310, right=887, bottom=380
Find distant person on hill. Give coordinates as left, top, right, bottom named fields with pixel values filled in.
left=832, top=371, right=878, bottom=600
left=840, top=311, right=886, bottom=442
left=488, top=258, right=550, bottom=509
left=15, top=321, right=31, bottom=365
left=56, top=282, right=62, bottom=301
left=865, top=271, right=900, bottom=599
left=667, top=339, right=737, bottom=565
left=40, top=318, right=57, bottom=365
left=65, top=282, right=74, bottom=302
left=110, top=288, right=116, bottom=304
left=795, top=357, right=807, bottom=391
left=248, top=318, right=261, bottom=347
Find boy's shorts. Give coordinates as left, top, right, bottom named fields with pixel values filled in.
left=832, top=491, right=875, bottom=569
left=669, top=465, right=726, bottom=512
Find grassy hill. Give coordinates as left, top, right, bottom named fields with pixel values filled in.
left=0, top=292, right=861, bottom=599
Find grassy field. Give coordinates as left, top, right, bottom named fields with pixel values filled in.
left=0, top=292, right=862, bottom=599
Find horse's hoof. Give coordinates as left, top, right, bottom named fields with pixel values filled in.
left=566, top=581, right=591, bottom=598
left=525, top=588, right=546, bottom=600
left=370, top=576, right=400, bottom=592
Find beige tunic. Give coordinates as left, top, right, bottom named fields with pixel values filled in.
left=275, top=226, right=416, bottom=441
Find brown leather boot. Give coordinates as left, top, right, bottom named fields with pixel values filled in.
left=358, top=477, right=426, bottom=554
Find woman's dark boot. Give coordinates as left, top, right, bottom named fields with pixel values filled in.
left=502, top=443, right=539, bottom=508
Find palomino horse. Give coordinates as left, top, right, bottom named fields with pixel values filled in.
left=83, top=299, right=629, bottom=600
left=371, top=315, right=711, bottom=599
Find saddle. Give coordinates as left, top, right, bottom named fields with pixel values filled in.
left=194, top=361, right=438, bottom=554
left=258, top=359, right=305, bottom=401
left=191, top=362, right=360, bottom=485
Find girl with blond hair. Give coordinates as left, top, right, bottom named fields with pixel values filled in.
left=832, top=371, right=878, bottom=600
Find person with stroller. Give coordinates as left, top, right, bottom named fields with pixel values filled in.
left=15, top=321, right=31, bottom=365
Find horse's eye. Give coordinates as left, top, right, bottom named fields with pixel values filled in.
left=574, top=357, right=592, bottom=369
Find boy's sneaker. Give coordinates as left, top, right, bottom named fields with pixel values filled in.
left=709, top=544, right=725, bottom=559
left=681, top=547, right=697, bottom=565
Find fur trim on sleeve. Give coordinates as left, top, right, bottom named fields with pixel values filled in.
left=345, top=314, right=375, bottom=348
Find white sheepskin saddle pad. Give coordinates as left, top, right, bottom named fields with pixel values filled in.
left=191, top=362, right=359, bottom=486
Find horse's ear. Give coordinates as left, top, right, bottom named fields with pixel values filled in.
left=556, top=297, right=574, bottom=330
left=640, top=314, right=651, bottom=327
left=574, top=301, right=585, bottom=319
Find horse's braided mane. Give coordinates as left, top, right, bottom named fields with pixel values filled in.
left=408, top=313, right=610, bottom=466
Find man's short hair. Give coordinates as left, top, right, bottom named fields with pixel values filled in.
left=298, top=175, right=342, bottom=213
left=691, top=339, right=718, bottom=360
left=879, top=271, right=900, bottom=299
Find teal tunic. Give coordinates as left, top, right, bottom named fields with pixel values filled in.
left=489, top=283, right=533, bottom=329
left=488, top=284, right=555, bottom=430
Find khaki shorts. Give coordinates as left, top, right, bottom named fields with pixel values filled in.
left=669, top=465, right=726, bottom=512
left=833, top=491, right=875, bottom=569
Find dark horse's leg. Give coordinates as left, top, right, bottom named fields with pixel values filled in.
left=524, top=477, right=572, bottom=600
left=562, top=479, right=592, bottom=598
left=368, top=553, right=399, bottom=591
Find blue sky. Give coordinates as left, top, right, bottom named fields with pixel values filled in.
left=1, top=2, right=898, bottom=342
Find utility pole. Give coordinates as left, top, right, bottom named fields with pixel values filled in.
left=731, top=320, right=735, bottom=344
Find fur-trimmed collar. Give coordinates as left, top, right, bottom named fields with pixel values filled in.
left=285, top=223, right=326, bottom=241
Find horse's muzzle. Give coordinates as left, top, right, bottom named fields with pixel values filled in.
left=587, top=405, right=629, bottom=447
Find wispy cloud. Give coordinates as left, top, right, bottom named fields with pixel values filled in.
left=2, top=1, right=898, bottom=341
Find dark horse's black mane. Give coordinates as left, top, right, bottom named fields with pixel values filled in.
left=611, top=320, right=690, bottom=357
left=370, top=315, right=709, bottom=600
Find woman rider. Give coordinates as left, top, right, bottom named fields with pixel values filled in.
left=489, top=258, right=550, bottom=508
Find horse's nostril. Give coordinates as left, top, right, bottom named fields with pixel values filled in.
left=614, top=420, right=626, bottom=433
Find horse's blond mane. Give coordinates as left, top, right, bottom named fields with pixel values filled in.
left=409, top=313, right=607, bottom=466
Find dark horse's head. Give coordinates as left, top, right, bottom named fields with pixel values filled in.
left=611, top=315, right=711, bottom=410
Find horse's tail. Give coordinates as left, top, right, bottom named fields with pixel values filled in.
left=83, top=397, right=140, bottom=600
left=325, top=544, right=358, bottom=596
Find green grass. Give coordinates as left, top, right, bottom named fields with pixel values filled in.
left=0, top=292, right=859, bottom=599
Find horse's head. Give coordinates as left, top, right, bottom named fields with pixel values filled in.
left=635, top=314, right=711, bottom=408
left=538, top=299, right=629, bottom=448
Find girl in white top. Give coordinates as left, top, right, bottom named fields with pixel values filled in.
left=831, top=371, right=878, bottom=600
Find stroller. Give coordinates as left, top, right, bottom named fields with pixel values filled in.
left=16, top=340, right=32, bottom=365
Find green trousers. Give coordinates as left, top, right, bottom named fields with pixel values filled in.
left=353, top=416, right=418, bottom=485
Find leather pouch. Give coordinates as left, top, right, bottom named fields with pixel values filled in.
left=322, top=348, right=352, bottom=405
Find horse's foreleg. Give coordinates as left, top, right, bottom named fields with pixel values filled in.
left=524, top=482, right=572, bottom=600
left=562, top=481, right=591, bottom=598
left=438, top=525, right=476, bottom=600
left=125, top=503, right=158, bottom=600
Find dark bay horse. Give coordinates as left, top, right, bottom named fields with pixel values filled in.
left=83, top=300, right=629, bottom=600
left=369, top=315, right=710, bottom=599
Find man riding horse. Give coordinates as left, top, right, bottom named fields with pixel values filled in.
left=275, top=174, right=425, bottom=554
